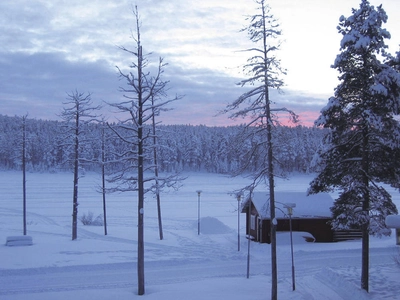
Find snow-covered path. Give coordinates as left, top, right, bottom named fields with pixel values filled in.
left=0, top=171, right=399, bottom=299
left=1, top=245, right=395, bottom=299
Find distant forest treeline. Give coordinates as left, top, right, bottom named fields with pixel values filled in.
left=0, top=114, right=325, bottom=174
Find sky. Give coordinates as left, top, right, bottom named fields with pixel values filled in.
left=0, top=0, right=399, bottom=127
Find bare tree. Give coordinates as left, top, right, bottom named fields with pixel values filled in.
left=151, top=95, right=163, bottom=240
left=21, top=114, right=28, bottom=236
left=107, top=6, right=182, bottom=295
left=223, top=1, right=297, bottom=299
left=100, top=120, right=109, bottom=235
left=59, top=90, right=101, bottom=240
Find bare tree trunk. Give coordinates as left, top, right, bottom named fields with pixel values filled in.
left=361, top=127, right=369, bottom=292
left=137, top=133, right=145, bottom=295
left=72, top=111, right=79, bottom=241
left=155, top=184, right=163, bottom=240
left=137, top=44, right=145, bottom=296
left=101, top=126, right=108, bottom=236
left=265, top=90, right=277, bottom=300
left=261, top=3, right=277, bottom=296
left=152, top=97, right=163, bottom=240
left=22, top=115, right=27, bottom=236
left=361, top=223, right=369, bottom=291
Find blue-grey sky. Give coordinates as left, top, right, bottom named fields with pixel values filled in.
left=1, top=0, right=399, bottom=126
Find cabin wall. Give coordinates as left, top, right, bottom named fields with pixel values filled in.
left=245, top=210, right=334, bottom=243
left=246, top=203, right=260, bottom=241
left=277, top=218, right=333, bottom=242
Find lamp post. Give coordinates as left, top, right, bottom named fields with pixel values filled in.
left=237, top=193, right=242, bottom=251
left=196, top=190, right=202, bottom=235
left=284, top=203, right=296, bottom=291
left=246, top=204, right=253, bottom=279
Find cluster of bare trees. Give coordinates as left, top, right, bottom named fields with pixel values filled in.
left=2, top=6, right=181, bottom=295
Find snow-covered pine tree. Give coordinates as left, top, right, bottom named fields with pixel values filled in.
left=308, top=0, right=400, bottom=292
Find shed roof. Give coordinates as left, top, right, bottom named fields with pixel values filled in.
left=242, top=191, right=334, bottom=219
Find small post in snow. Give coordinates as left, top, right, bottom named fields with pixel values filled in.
left=284, top=203, right=296, bottom=291
left=196, top=190, right=202, bottom=235
left=237, top=193, right=242, bottom=251
left=246, top=204, right=253, bottom=278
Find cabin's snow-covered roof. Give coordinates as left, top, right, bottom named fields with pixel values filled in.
left=243, top=191, right=334, bottom=219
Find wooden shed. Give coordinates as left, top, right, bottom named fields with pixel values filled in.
left=241, top=191, right=348, bottom=243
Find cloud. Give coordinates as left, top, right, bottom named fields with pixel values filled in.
left=0, top=52, right=119, bottom=119
left=0, top=49, right=328, bottom=126
left=1, top=0, right=398, bottom=127
left=157, top=63, right=328, bottom=126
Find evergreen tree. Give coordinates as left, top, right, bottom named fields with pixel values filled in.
left=308, top=0, right=400, bottom=292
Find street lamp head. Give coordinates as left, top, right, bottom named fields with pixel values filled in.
left=196, top=190, right=202, bottom=195
left=236, top=192, right=242, bottom=201
left=284, top=203, right=296, bottom=216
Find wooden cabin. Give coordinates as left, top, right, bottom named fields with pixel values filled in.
left=241, top=191, right=359, bottom=243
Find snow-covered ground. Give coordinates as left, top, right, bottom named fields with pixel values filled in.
left=0, top=171, right=399, bottom=299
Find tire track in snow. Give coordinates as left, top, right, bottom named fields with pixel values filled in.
left=314, top=268, right=370, bottom=300
left=0, top=207, right=60, bottom=226
left=0, top=263, right=135, bottom=296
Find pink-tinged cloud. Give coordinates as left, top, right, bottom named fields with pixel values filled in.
left=295, top=110, right=321, bottom=127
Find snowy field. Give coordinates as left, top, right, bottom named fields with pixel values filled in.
left=0, top=171, right=399, bottom=300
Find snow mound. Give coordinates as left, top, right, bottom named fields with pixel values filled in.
left=197, top=217, right=233, bottom=234
left=385, top=215, right=400, bottom=228
left=276, top=231, right=315, bottom=244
